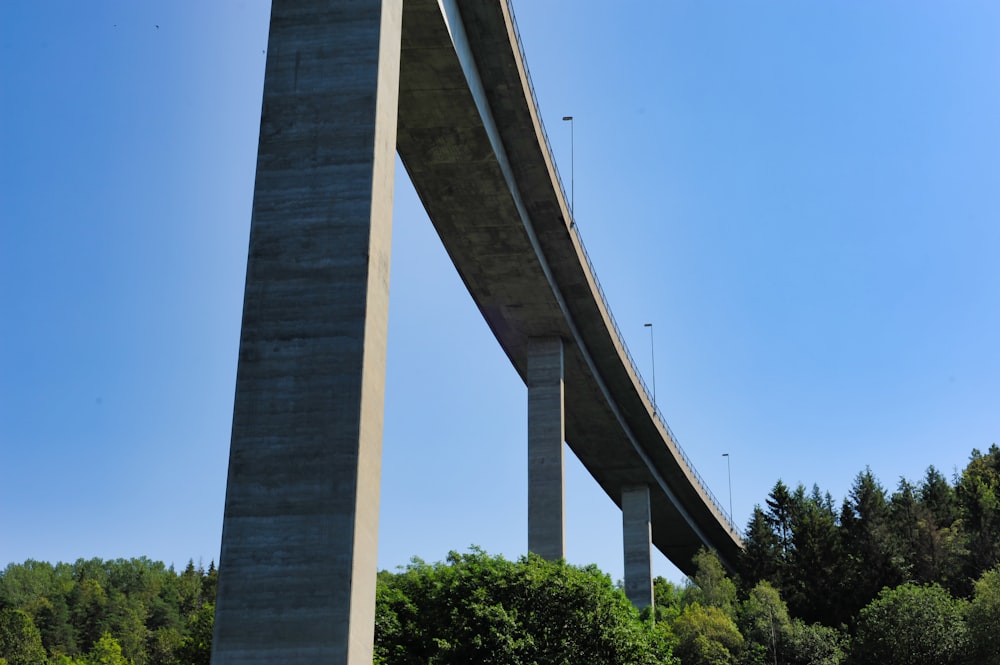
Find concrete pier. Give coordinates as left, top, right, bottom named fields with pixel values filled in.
left=527, top=337, right=566, bottom=561
left=622, top=485, right=654, bottom=610
left=211, top=1, right=402, bottom=663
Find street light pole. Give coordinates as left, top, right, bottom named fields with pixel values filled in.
left=643, top=323, right=655, bottom=403
left=562, top=116, right=574, bottom=218
left=722, top=453, right=733, bottom=524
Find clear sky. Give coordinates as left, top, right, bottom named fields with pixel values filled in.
left=2, top=1, right=998, bottom=585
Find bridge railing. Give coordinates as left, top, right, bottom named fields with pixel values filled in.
left=505, top=0, right=740, bottom=537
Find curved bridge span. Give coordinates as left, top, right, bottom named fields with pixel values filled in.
left=397, top=0, right=740, bottom=572
left=212, top=0, right=741, bottom=663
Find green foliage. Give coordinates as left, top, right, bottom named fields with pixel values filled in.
left=853, top=583, right=966, bottom=665
left=375, top=548, right=673, bottom=665
left=0, top=557, right=217, bottom=665
left=173, top=603, right=213, bottom=665
left=651, top=577, right=683, bottom=625
left=739, top=507, right=781, bottom=591
left=765, top=481, right=795, bottom=560
left=956, top=445, right=1000, bottom=579
left=684, top=549, right=737, bottom=618
left=786, top=485, right=842, bottom=625
left=670, top=603, right=742, bottom=665
left=4, top=440, right=998, bottom=665
left=0, top=608, right=46, bottom=665
left=967, top=565, right=1000, bottom=665
left=783, top=620, right=845, bottom=665
left=146, top=627, right=183, bottom=665
left=839, top=469, right=905, bottom=623
left=51, top=657, right=86, bottom=665
left=737, top=581, right=789, bottom=664
left=86, top=632, right=132, bottom=665
left=891, top=475, right=967, bottom=594
left=733, top=581, right=846, bottom=665
left=740, top=447, right=1000, bottom=629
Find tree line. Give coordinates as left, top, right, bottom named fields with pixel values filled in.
left=375, top=544, right=999, bottom=665
left=2, top=444, right=998, bottom=664
left=738, top=444, right=1000, bottom=626
left=0, top=557, right=214, bottom=665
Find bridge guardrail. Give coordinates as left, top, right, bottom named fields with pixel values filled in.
left=505, top=0, right=740, bottom=537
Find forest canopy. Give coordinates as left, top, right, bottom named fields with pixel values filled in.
left=2, top=444, right=998, bottom=665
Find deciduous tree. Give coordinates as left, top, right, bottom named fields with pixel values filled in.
left=375, top=549, right=673, bottom=665
left=670, top=604, right=742, bottom=665
left=853, top=583, right=966, bottom=665
left=0, top=608, right=46, bottom=665
left=967, top=565, right=1000, bottom=665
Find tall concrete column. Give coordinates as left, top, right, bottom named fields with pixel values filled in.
left=622, top=485, right=654, bottom=610
left=527, top=337, right=565, bottom=560
left=212, top=1, right=402, bottom=664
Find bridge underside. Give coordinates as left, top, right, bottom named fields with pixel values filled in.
left=213, top=0, right=740, bottom=663
left=397, top=0, right=740, bottom=574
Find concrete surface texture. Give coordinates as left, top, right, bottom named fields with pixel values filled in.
left=215, top=0, right=742, bottom=661
left=211, top=0, right=401, bottom=663
left=622, top=485, right=654, bottom=609
left=527, top=337, right=566, bottom=561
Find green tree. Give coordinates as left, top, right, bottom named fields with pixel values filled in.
left=175, top=562, right=202, bottom=620
left=918, top=466, right=958, bottom=528
left=86, top=632, right=132, bottom=665
left=737, top=581, right=788, bottom=665
left=956, top=445, right=1000, bottom=579
left=670, top=604, right=742, bottom=665
left=853, top=583, right=966, bottom=665
left=735, top=581, right=845, bottom=665
left=893, top=474, right=966, bottom=592
left=26, top=593, right=75, bottom=657
left=782, top=620, right=845, bottom=665
left=651, top=577, right=683, bottom=624
left=765, top=481, right=796, bottom=568
left=201, top=563, right=218, bottom=608
left=0, top=560, right=78, bottom=655
left=103, top=590, right=147, bottom=665
left=375, top=548, right=672, bottom=665
left=146, top=627, right=183, bottom=665
left=786, top=485, right=842, bottom=625
left=738, top=506, right=780, bottom=592
left=70, top=576, right=108, bottom=652
left=684, top=549, right=737, bottom=618
left=0, top=608, right=46, bottom=665
left=967, top=565, right=1000, bottom=665
left=839, top=468, right=902, bottom=619
left=174, top=603, right=213, bottom=665
left=51, top=657, right=86, bottom=665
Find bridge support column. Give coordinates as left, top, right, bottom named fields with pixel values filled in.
left=212, top=1, right=402, bottom=664
left=527, top=336, right=565, bottom=560
left=622, top=485, right=654, bottom=610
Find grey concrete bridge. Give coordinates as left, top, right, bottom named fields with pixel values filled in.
left=211, top=0, right=742, bottom=663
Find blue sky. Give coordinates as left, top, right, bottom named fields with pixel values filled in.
left=2, top=1, right=998, bottom=585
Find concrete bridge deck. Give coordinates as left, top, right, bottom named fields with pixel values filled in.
left=396, top=0, right=741, bottom=575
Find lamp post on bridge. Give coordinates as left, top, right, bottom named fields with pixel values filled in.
left=562, top=116, right=574, bottom=219
left=722, top=453, right=733, bottom=525
left=643, top=322, right=655, bottom=404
